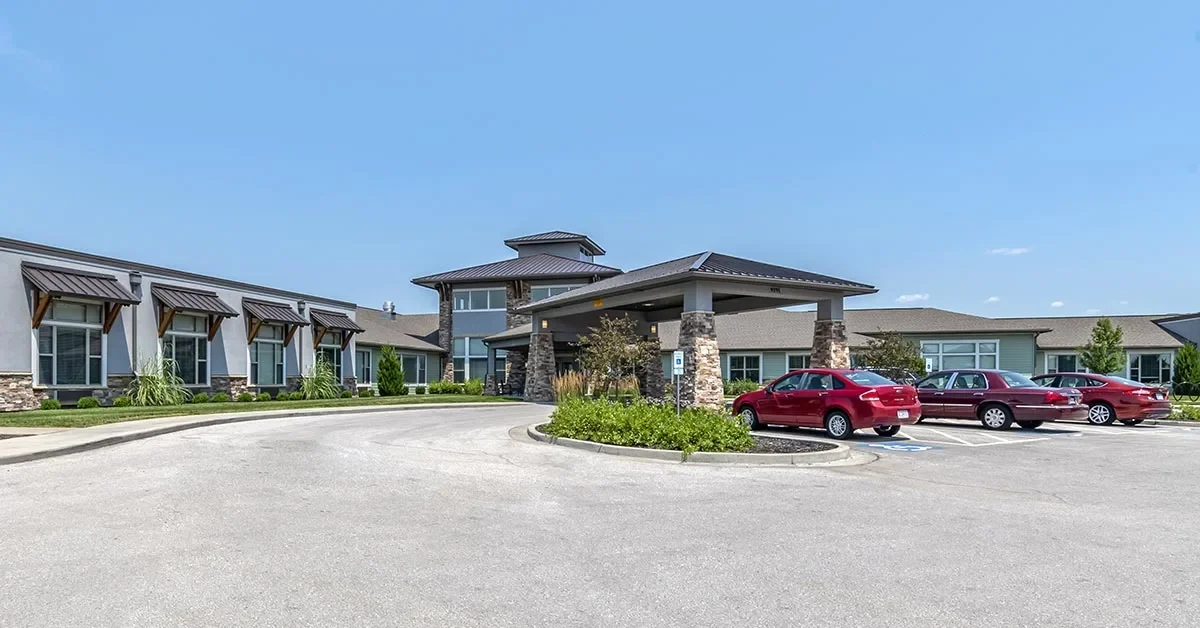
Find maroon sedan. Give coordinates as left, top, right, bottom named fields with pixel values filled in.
left=1030, top=372, right=1171, bottom=426
left=916, top=369, right=1088, bottom=430
left=733, top=369, right=921, bottom=440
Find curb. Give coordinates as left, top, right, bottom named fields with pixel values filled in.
left=0, top=402, right=520, bottom=466
left=1143, top=418, right=1200, bottom=427
left=524, top=423, right=851, bottom=465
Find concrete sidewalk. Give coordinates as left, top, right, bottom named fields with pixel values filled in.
left=0, top=402, right=521, bottom=465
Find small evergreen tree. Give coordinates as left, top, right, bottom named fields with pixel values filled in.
left=378, top=346, right=406, bottom=396
left=1173, top=343, right=1200, bottom=385
left=860, top=331, right=927, bottom=377
left=1079, top=317, right=1126, bottom=375
left=577, top=314, right=660, bottom=398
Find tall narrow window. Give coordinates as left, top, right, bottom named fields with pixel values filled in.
left=250, top=324, right=285, bottom=386
left=401, top=354, right=428, bottom=386
left=316, top=331, right=343, bottom=377
left=452, top=338, right=488, bottom=382
left=163, top=313, right=209, bottom=386
left=355, top=349, right=372, bottom=383
left=36, top=301, right=105, bottom=387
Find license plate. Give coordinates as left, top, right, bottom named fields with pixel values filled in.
left=1154, top=393, right=1165, bottom=400
left=897, top=410, right=910, bottom=419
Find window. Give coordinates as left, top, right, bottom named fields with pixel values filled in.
left=36, top=301, right=105, bottom=387
left=495, top=349, right=507, bottom=384
left=844, top=371, right=896, bottom=386
left=950, top=372, right=988, bottom=389
left=1047, top=353, right=1083, bottom=374
left=1129, top=353, right=1172, bottom=384
left=787, top=354, right=810, bottom=371
left=917, top=373, right=953, bottom=390
left=355, top=350, right=372, bottom=383
left=727, top=354, right=761, bottom=382
left=250, top=324, right=285, bottom=386
left=1058, top=374, right=1095, bottom=388
left=401, top=354, right=428, bottom=385
left=803, top=373, right=834, bottom=390
left=772, top=373, right=804, bottom=391
left=921, top=341, right=999, bottom=371
left=453, top=337, right=488, bottom=382
left=316, top=331, right=343, bottom=378
left=163, top=314, right=208, bottom=386
left=998, top=371, right=1038, bottom=388
left=452, top=289, right=507, bottom=311
left=531, top=285, right=581, bottom=302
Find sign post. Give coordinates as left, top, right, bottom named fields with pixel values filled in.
left=672, top=350, right=684, bottom=416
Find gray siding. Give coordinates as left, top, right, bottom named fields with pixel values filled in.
left=453, top=311, right=507, bottom=338
left=514, top=242, right=589, bottom=261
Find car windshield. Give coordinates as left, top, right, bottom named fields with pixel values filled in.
left=999, top=371, right=1038, bottom=388
left=845, top=371, right=896, bottom=386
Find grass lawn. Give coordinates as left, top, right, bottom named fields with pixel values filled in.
left=0, top=395, right=517, bottom=429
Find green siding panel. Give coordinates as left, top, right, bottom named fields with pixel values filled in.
left=762, top=352, right=787, bottom=382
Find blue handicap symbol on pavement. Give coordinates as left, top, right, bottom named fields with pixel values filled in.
left=861, top=442, right=939, bottom=452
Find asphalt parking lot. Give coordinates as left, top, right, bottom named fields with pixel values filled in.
left=2, top=405, right=1198, bottom=627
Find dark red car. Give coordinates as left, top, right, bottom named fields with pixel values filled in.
left=1029, top=372, right=1171, bottom=425
left=916, top=369, right=1088, bottom=430
left=733, top=369, right=921, bottom=440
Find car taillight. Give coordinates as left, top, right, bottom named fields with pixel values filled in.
left=1123, top=388, right=1152, bottom=396
left=1044, top=390, right=1070, bottom=405
left=859, top=389, right=880, bottom=402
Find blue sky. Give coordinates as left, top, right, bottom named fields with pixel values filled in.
left=2, top=1, right=1197, bottom=316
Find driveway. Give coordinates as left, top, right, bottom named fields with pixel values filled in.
left=1, top=405, right=1198, bottom=627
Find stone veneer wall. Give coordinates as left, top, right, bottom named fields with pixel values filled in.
left=0, top=374, right=44, bottom=411
left=641, top=336, right=666, bottom=399
left=103, top=375, right=136, bottom=403
left=505, top=349, right=527, bottom=397
left=439, top=287, right=454, bottom=382
left=523, top=332, right=555, bottom=402
left=677, top=311, right=723, bottom=409
left=506, top=280, right=531, bottom=329
left=811, top=320, right=850, bottom=368
left=341, top=376, right=357, bottom=391
left=212, top=376, right=251, bottom=398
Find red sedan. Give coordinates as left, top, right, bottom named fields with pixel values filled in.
left=1030, top=372, right=1171, bottom=425
left=916, top=369, right=1089, bottom=430
left=733, top=369, right=921, bottom=440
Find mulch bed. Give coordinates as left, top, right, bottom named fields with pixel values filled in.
left=749, top=436, right=837, bottom=454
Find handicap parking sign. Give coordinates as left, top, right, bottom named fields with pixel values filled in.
left=862, top=442, right=938, bottom=452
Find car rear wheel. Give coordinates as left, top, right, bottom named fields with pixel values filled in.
left=1119, top=418, right=1144, bottom=426
left=825, top=411, right=854, bottom=440
left=873, top=425, right=901, bottom=437
left=739, top=406, right=763, bottom=430
left=979, top=404, right=1013, bottom=430
left=1016, top=420, right=1043, bottom=429
left=1087, top=402, right=1116, bottom=426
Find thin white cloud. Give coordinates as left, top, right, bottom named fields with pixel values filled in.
left=896, top=293, right=930, bottom=304
left=984, top=296, right=1000, bottom=304
left=1050, top=301, right=1065, bottom=308
left=0, top=25, right=57, bottom=85
left=1118, top=300, right=1129, bottom=306
left=987, top=247, right=1032, bottom=256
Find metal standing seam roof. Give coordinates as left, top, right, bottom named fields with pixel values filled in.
left=21, top=262, right=140, bottom=304
left=242, top=298, right=309, bottom=325
left=503, top=231, right=606, bottom=255
left=411, top=253, right=622, bottom=286
left=310, top=309, right=365, bottom=333
left=151, top=284, right=239, bottom=317
left=518, top=252, right=876, bottom=313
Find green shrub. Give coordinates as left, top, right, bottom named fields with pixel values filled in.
left=192, top=392, right=211, bottom=404
left=256, top=392, right=271, bottom=402
left=113, top=396, right=132, bottom=407
left=1171, top=404, right=1200, bottom=421
left=360, top=388, right=375, bottom=398
left=415, top=385, right=426, bottom=395
left=544, top=398, right=753, bottom=456
left=289, top=392, right=304, bottom=401
left=76, top=397, right=100, bottom=409
left=300, top=357, right=341, bottom=400
left=723, top=379, right=761, bottom=396
left=211, top=393, right=229, bottom=403
left=274, top=393, right=289, bottom=401
left=341, top=390, right=353, bottom=398
left=427, top=380, right=442, bottom=394
left=40, top=398, right=61, bottom=410
left=127, top=356, right=191, bottom=406
left=464, top=378, right=484, bottom=396
left=236, top=392, right=254, bottom=403
left=399, top=385, right=410, bottom=396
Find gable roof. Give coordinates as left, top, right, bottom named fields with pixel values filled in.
left=411, top=253, right=621, bottom=287
left=503, top=231, right=605, bottom=255
left=519, top=252, right=875, bottom=313
left=353, top=308, right=444, bottom=353
left=996, top=315, right=1186, bottom=350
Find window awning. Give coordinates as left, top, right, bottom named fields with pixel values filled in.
left=21, top=262, right=139, bottom=332
left=243, top=298, right=308, bottom=346
left=311, top=309, right=363, bottom=350
left=152, top=284, right=239, bottom=340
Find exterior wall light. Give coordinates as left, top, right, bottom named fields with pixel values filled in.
left=650, top=324, right=657, bottom=334
left=540, top=319, right=548, bottom=329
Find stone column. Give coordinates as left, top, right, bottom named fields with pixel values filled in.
left=506, top=280, right=531, bottom=329
left=678, top=311, right=723, bottom=408
left=523, top=332, right=555, bottom=402
left=0, top=373, right=45, bottom=411
left=640, top=335, right=666, bottom=400
left=438, top=285, right=454, bottom=382
left=505, top=349, right=527, bottom=397
left=811, top=297, right=850, bottom=368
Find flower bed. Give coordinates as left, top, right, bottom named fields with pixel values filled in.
left=544, top=398, right=755, bottom=455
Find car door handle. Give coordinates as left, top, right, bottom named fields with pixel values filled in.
left=818, top=392, right=829, bottom=396
left=973, top=392, right=985, bottom=396
left=933, top=392, right=945, bottom=396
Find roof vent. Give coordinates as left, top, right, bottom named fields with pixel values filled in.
left=383, top=300, right=396, bottom=319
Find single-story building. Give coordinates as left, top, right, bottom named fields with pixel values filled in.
left=351, top=306, right=444, bottom=391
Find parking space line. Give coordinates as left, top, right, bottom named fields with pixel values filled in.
left=969, top=437, right=1051, bottom=447
left=912, top=427, right=977, bottom=446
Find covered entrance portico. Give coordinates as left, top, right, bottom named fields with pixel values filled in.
left=496, top=252, right=876, bottom=408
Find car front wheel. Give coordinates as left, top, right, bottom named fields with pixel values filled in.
left=873, top=425, right=901, bottom=437
left=1088, top=402, right=1116, bottom=426
left=825, top=411, right=854, bottom=440
left=739, top=406, right=763, bottom=430
left=980, top=405, right=1014, bottom=430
